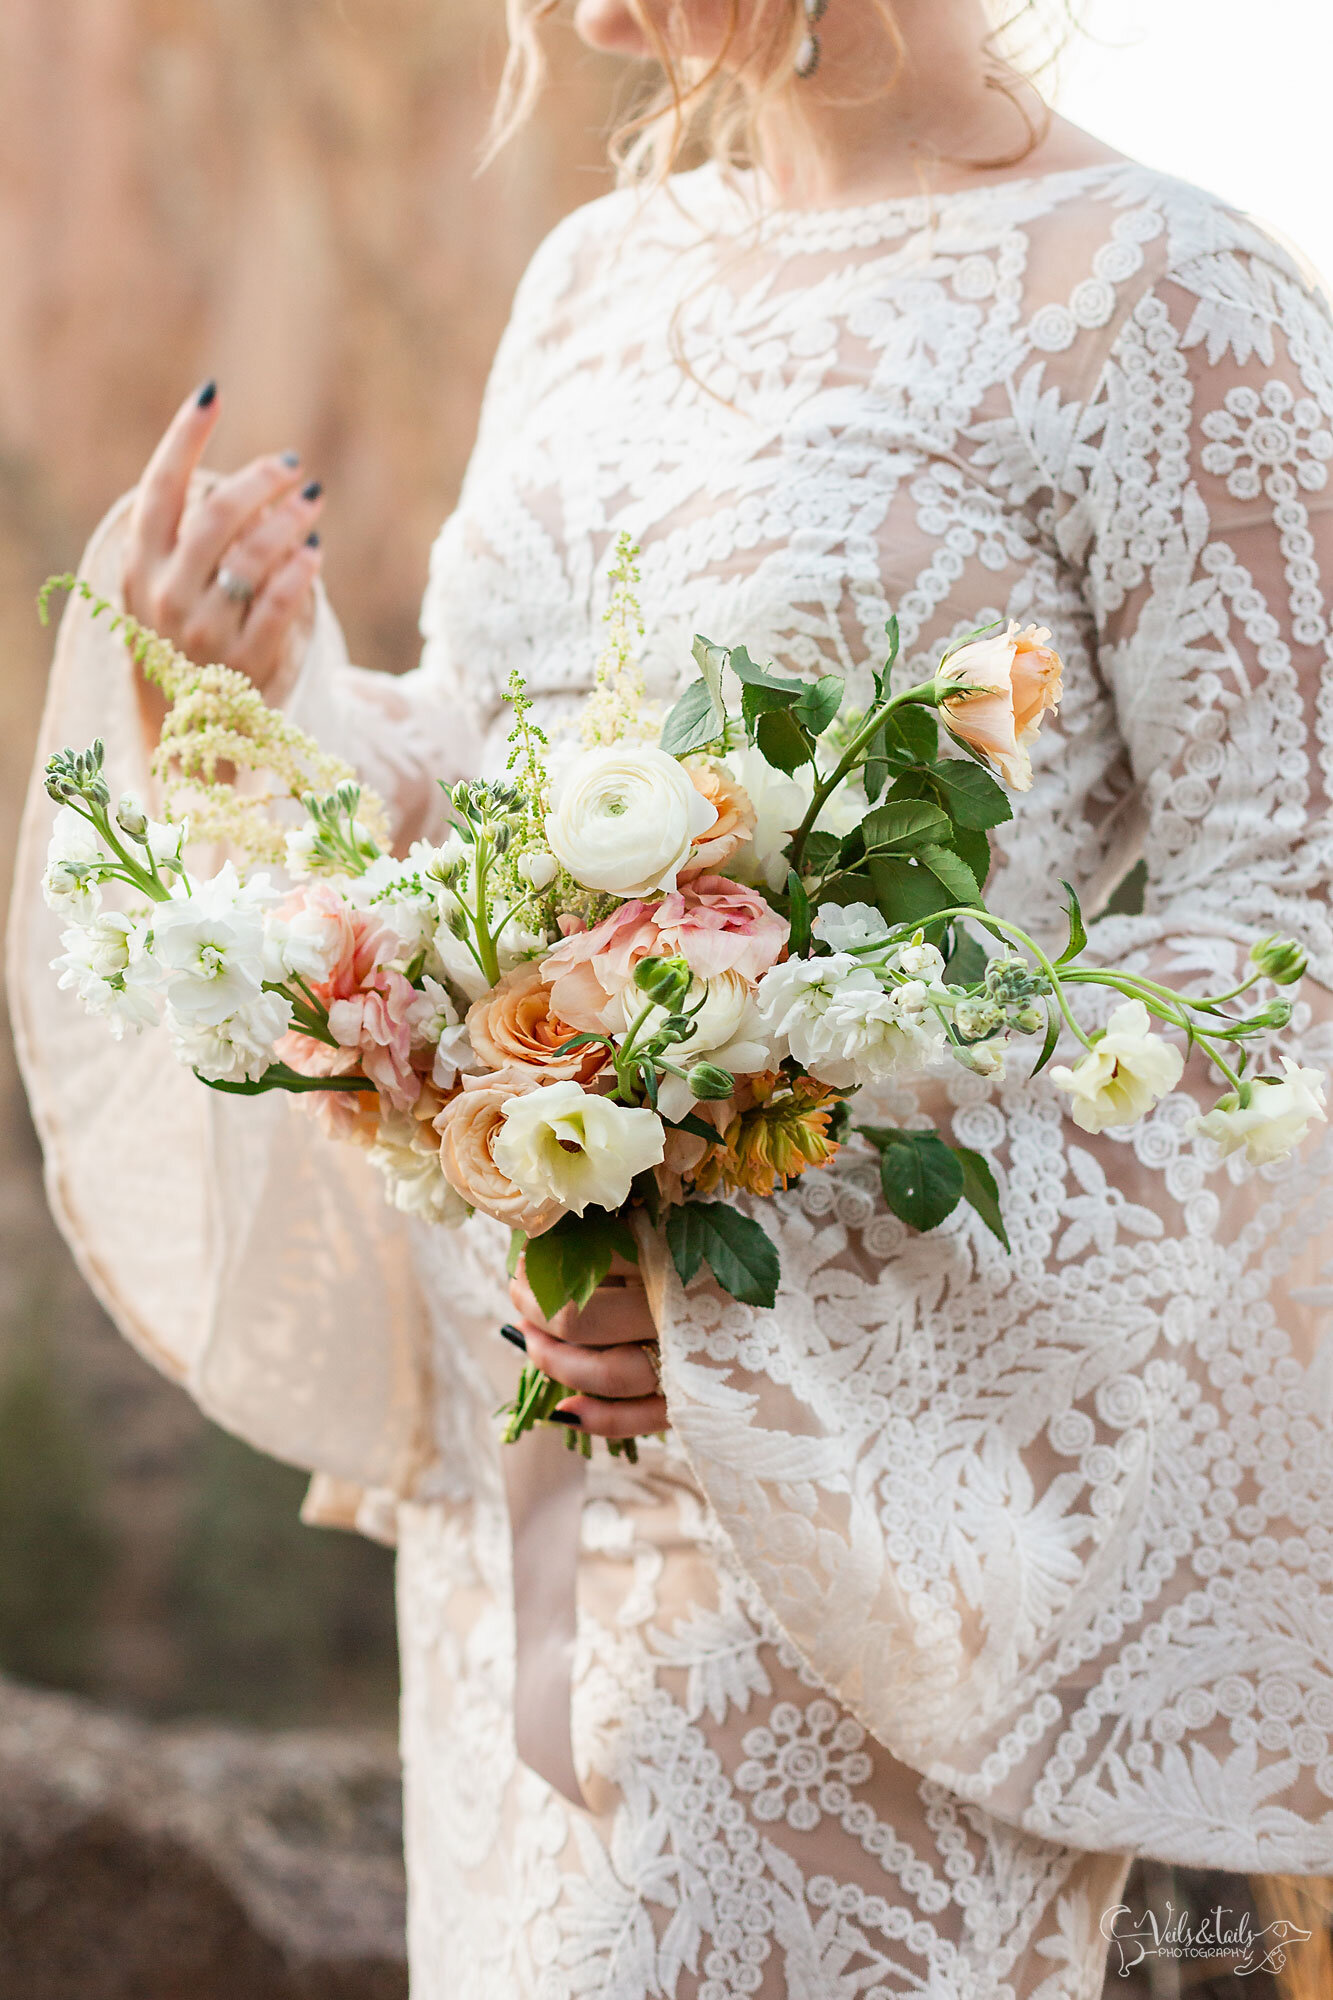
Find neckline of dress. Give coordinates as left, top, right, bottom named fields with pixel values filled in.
left=685, top=156, right=1131, bottom=228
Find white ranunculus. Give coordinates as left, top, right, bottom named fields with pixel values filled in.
left=53, top=913, right=159, bottom=1036
left=1049, top=999, right=1185, bottom=1133
left=547, top=745, right=717, bottom=897
left=493, top=1082, right=665, bottom=1216
left=149, top=865, right=274, bottom=1027
left=1190, top=1057, right=1328, bottom=1165
left=811, top=902, right=891, bottom=954
left=368, top=1109, right=470, bottom=1225
left=167, top=987, right=293, bottom=1083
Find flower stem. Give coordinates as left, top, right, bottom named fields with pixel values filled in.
left=787, top=679, right=942, bottom=876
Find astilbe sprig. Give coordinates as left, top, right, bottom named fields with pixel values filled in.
left=39, top=575, right=389, bottom=865
left=579, top=532, right=648, bottom=748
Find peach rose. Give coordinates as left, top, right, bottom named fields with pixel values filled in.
left=681, top=758, right=756, bottom=876
left=466, top=962, right=607, bottom=1083
left=937, top=621, right=1063, bottom=791
left=433, top=1071, right=566, bottom=1236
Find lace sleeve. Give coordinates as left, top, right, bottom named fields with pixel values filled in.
left=647, top=239, right=1333, bottom=1871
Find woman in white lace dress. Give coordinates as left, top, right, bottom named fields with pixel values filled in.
left=12, top=2, right=1333, bottom=1994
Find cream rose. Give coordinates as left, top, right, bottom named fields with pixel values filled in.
left=1189, top=1057, right=1328, bottom=1165
left=434, top=1074, right=567, bottom=1235
left=937, top=622, right=1063, bottom=792
left=545, top=744, right=718, bottom=897
left=682, top=758, right=756, bottom=875
left=492, top=1081, right=666, bottom=1216
left=467, top=962, right=606, bottom=1083
left=1049, top=1000, right=1185, bottom=1133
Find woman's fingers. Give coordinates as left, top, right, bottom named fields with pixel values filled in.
left=230, top=540, right=322, bottom=686
left=553, top=1393, right=669, bottom=1441
left=218, top=485, right=324, bottom=600
left=508, top=1269, right=656, bottom=1348
left=520, top=1325, right=660, bottom=1400
left=125, top=380, right=222, bottom=591
left=164, top=453, right=308, bottom=610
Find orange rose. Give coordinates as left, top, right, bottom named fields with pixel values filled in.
left=433, top=1072, right=566, bottom=1236
left=937, top=622, right=1063, bottom=791
left=681, top=758, right=757, bottom=875
left=466, top=963, right=606, bottom=1083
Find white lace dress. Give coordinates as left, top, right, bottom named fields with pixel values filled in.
left=12, top=158, right=1333, bottom=1999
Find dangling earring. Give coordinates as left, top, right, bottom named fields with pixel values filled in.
left=794, top=0, right=829, bottom=80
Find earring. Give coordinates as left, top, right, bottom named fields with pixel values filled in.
left=795, top=0, right=829, bottom=79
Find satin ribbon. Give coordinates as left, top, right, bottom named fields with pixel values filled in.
left=501, top=1421, right=590, bottom=1808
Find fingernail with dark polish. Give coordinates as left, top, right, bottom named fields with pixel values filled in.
left=550, top=1410, right=581, bottom=1428
left=196, top=379, right=218, bottom=408
left=280, top=450, right=301, bottom=468
left=301, top=480, right=323, bottom=502
left=499, top=1323, right=527, bottom=1353
left=306, top=532, right=321, bottom=549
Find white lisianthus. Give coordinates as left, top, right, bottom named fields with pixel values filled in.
left=811, top=902, right=891, bottom=954
left=755, top=954, right=943, bottom=1088
left=53, top=913, right=159, bottom=1037
left=167, top=987, right=293, bottom=1083
left=517, top=849, right=559, bottom=891
left=149, top=865, right=275, bottom=1027
left=1189, top=1057, right=1328, bottom=1165
left=546, top=744, right=717, bottom=897
left=368, top=1109, right=470, bottom=1225
left=43, top=806, right=108, bottom=918
left=493, top=1082, right=666, bottom=1216
left=1049, top=999, right=1185, bottom=1133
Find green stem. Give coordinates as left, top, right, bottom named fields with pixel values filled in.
left=788, top=679, right=942, bottom=876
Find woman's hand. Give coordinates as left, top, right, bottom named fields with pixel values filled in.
left=506, top=1255, right=667, bottom=1441
left=122, top=380, right=325, bottom=694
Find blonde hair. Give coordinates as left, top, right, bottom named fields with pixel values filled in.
left=488, top=1, right=1082, bottom=184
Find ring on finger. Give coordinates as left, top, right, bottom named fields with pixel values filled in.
left=217, top=564, right=257, bottom=605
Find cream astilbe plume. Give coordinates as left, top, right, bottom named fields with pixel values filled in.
left=40, top=576, right=388, bottom=865
left=579, top=533, right=649, bottom=749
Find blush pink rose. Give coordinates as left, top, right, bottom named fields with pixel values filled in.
left=543, top=875, right=789, bottom=1032
left=280, top=882, right=400, bottom=1002
left=326, top=967, right=421, bottom=1112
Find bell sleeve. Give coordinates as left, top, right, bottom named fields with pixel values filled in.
left=646, top=236, right=1333, bottom=1871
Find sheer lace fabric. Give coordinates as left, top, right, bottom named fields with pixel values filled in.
left=11, top=158, right=1333, bottom=1995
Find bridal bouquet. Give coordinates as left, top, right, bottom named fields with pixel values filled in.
left=39, top=548, right=1325, bottom=1453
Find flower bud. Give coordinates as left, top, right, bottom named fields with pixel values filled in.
left=633, top=955, right=692, bottom=1009
left=686, top=1062, right=736, bottom=1101
left=1012, top=1000, right=1046, bottom=1035
left=517, top=849, right=559, bottom=892
left=1249, top=935, right=1307, bottom=985
left=954, top=996, right=1003, bottom=1040
left=116, top=794, right=149, bottom=838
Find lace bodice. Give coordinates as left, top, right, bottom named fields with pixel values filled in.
left=14, top=155, right=1333, bottom=1998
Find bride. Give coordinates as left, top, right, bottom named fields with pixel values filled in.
left=13, top=1, right=1333, bottom=1993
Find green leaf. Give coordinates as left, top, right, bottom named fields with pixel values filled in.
left=665, top=1202, right=781, bottom=1308
left=755, top=706, right=814, bottom=773
left=507, top=1230, right=525, bottom=1279
left=930, top=760, right=1013, bottom=830
left=861, top=799, right=952, bottom=855
left=954, top=1146, right=1010, bottom=1251
left=1099, top=857, right=1147, bottom=919
left=918, top=842, right=983, bottom=907
left=786, top=867, right=812, bottom=957
left=872, top=1131, right=965, bottom=1233
left=878, top=703, right=939, bottom=767
left=863, top=752, right=890, bottom=804
left=522, top=1212, right=639, bottom=1320
left=799, top=829, right=842, bottom=873
left=1029, top=1002, right=1061, bottom=1079
left=729, top=646, right=798, bottom=695
left=670, top=1111, right=724, bottom=1144
left=867, top=855, right=956, bottom=927
left=1057, top=879, right=1087, bottom=964
left=691, top=634, right=729, bottom=713
left=943, top=928, right=989, bottom=988
left=792, top=675, right=844, bottom=736
left=661, top=677, right=726, bottom=757
left=198, top=1062, right=378, bottom=1097
left=943, top=823, right=993, bottom=892
left=884, top=613, right=900, bottom=669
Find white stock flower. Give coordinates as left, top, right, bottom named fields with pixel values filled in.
left=148, top=865, right=274, bottom=1027
left=951, top=1037, right=1008, bottom=1079
left=755, top=954, right=943, bottom=1089
left=53, top=913, right=158, bottom=1037
left=1049, top=999, right=1185, bottom=1133
left=893, top=938, right=947, bottom=981
left=407, top=976, right=481, bottom=1091
left=284, top=824, right=320, bottom=880
left=43, top=807, right=108, bottom=918
left=167, top=987, right=293, bottom=1083
left=1189, top=1057, right=1328, bottom=1165
left=368, top=1109, right=470, bottom=1225
left=493, top=1082, right=666, bottom=1216
left=145, top=817, right=187, bottom=871
left=547, top=744, right=718, bottom=897
left=811, top=902, right=891, bottom=954
left=517, top=849, right=559, bottom=891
